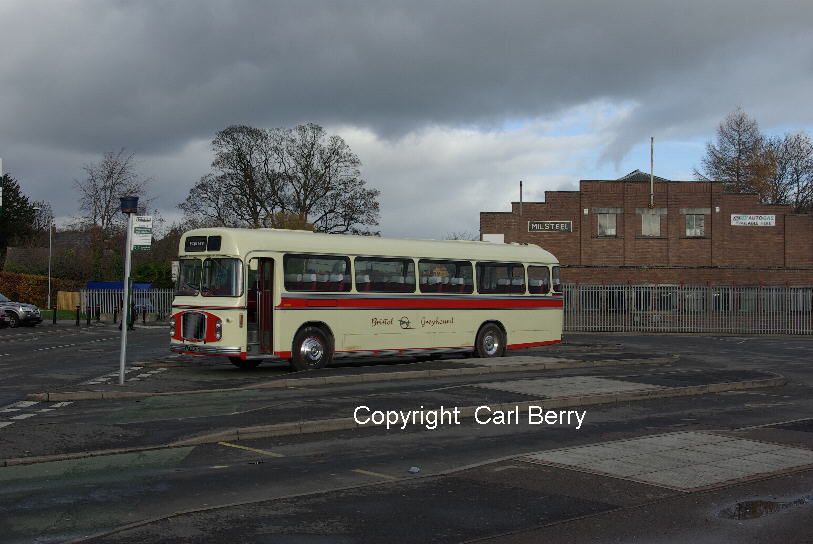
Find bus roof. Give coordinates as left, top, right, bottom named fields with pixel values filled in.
left=178, top=228, right=559, bottom=264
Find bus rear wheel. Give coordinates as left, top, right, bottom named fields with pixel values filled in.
left=229, top=357, right=260, bottom=370
left=291, top=326, right=333, bottom=371
left=475, top=323, right=505, bottom=358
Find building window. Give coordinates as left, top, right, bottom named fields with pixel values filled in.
left=686, top=214, right=705, bottom=237
left=641, top=213, right=660, bottom=237
left=597, top=213, right=616, bottom=236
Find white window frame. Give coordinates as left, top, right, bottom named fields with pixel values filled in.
left=641, top=213, right=660, bottom=237
left=597, top=213, right=617, bottom=236
left=686, top=214, right=705, bottom=237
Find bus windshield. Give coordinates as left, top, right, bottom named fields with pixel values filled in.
left=176, top=258, right=242, bottom=297
left=176, top=259, right=202, bottom=296
left=202, top=258, right=241, bottom=296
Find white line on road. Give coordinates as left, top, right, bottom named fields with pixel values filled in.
left=10, top=413, right=36, bottom=420
left=0, top=422, right=13, bottom=429
left=9, top=401, right=39, bottom=408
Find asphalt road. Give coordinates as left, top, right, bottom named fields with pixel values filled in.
left=0, top=326, right=811, bottom=544
left=0, top=322, right=169, bottom=408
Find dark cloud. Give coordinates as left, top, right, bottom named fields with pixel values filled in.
left=1, top=1, right=811, bottom=232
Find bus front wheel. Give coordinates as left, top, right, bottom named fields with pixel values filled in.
left=291, top=326, right=333, bottom=371
left=475, top=323, right=505, bottom=358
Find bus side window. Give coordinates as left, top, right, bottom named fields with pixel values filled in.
left=477, top=263, right=507, bottom=294
left=528, top=266, right=550, bottom=294
left=419, top=260, right=473, bottom=294
left=477, top=263, right=523, bottom=294
left=355, top=257, right=415, bottom=293
left=284, top=254, right=351, bottom=292
left=510, top=264, right=525, bottom=294
left=552, top=266, right=562, bottom=293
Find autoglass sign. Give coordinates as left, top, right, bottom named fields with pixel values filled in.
left=184, top=235, right=223, bottom=252
left=730, top=214, right=775, bottom=227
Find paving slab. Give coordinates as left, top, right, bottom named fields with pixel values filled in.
left=477, top=376, right=664, bottom=397
left=521, top=431, right=813, bottom=490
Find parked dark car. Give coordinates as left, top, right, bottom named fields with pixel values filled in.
left=0, top=292, right=43, bottom=327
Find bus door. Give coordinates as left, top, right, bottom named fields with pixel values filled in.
left=258, top=258, right=275, bottom=354
left=247, top=258, right=274, bottom=355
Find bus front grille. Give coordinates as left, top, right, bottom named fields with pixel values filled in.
left=182, top=312, right=206, bottom=340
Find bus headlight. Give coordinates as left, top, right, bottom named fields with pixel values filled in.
left=169, top=319, right=176, bottom=337
left=215, top=319, right=222, bottom=340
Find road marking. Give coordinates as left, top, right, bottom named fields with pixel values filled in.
left=37, top=408, right=55, bottom=413
left=11, top=401, right=39, bottom=408
left=0, top=422, right=13, bottom=429
left=210, top=465, right=230, bottom=469
left=10, top=413, right=36, bottom=420
left=0, top=408, right=21, bottom=413
left=51, top=402, right=73, bottom=408
left=352, top=469, right=399, bottom=480
left=217, top=441, right=285, bottom=458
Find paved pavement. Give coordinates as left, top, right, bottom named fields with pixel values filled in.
left=0, top=330, right=811, bottom=543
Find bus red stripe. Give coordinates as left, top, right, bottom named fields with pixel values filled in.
left=278, top=297, right=563, bottom=310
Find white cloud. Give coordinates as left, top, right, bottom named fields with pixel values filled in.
left=335, top=106, right=620, bottom=238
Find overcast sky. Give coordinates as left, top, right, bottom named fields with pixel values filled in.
left=2, top=1, right=812, bottom=238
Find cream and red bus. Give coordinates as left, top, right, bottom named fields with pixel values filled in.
left=170, top=228, right=563, bottom=370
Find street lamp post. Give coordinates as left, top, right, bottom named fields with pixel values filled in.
left=47, top=216, right=53, bottom=310
left=118, top=196, right=139, bottom=385
left=32, top=206, right=53, bottom=311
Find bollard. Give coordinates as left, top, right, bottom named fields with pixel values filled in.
left=113, top=307, right=118, bottom=324
left=95, top=305, right=101, bottom=322
left=52, top=306, right=57, bottom=325
left=86, top=306, right=91, bottom=326
left=75, top=305, right=80, bottom=326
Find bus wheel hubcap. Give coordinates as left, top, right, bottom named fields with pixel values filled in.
left=301, top=337, right=324, bottom=362
left=483, top=334, right=499, bottom=355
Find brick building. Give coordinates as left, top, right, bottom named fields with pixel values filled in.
left=480, top=170, right=813, bottom=286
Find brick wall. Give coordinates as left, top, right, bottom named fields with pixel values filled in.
left=481, top=177, right=813, bottom=286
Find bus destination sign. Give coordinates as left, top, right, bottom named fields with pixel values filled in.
left=528, top=221, right=572, bottom=233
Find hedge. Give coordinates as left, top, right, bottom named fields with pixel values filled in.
left=0, top=272, right=83, bottom=308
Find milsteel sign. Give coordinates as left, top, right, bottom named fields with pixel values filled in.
left=528, top=221, right=572, bottom=232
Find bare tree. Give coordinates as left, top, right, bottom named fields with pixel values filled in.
left=445, top=230, right=479, bottom=240
left=695, top=108, right=766, bottom=194
left=180, top=123, right=380, bottom=234
left=31, top=201, right=53, bottom=232
left=766, top=131, right=813, bottom=212
left=74, top=149, right=152, bottom=236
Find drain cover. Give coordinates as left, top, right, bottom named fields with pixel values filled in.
left=720, top=494, right=813, bottom=520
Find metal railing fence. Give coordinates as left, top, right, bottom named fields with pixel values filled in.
left=80, top=289, right=175, bottom=319
left=80, top=285, right=812, bottom=334
left=563, top=284, right=812, bottom=335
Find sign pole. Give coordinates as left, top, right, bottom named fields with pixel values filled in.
left=118, top=196, right=139, bottom=385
